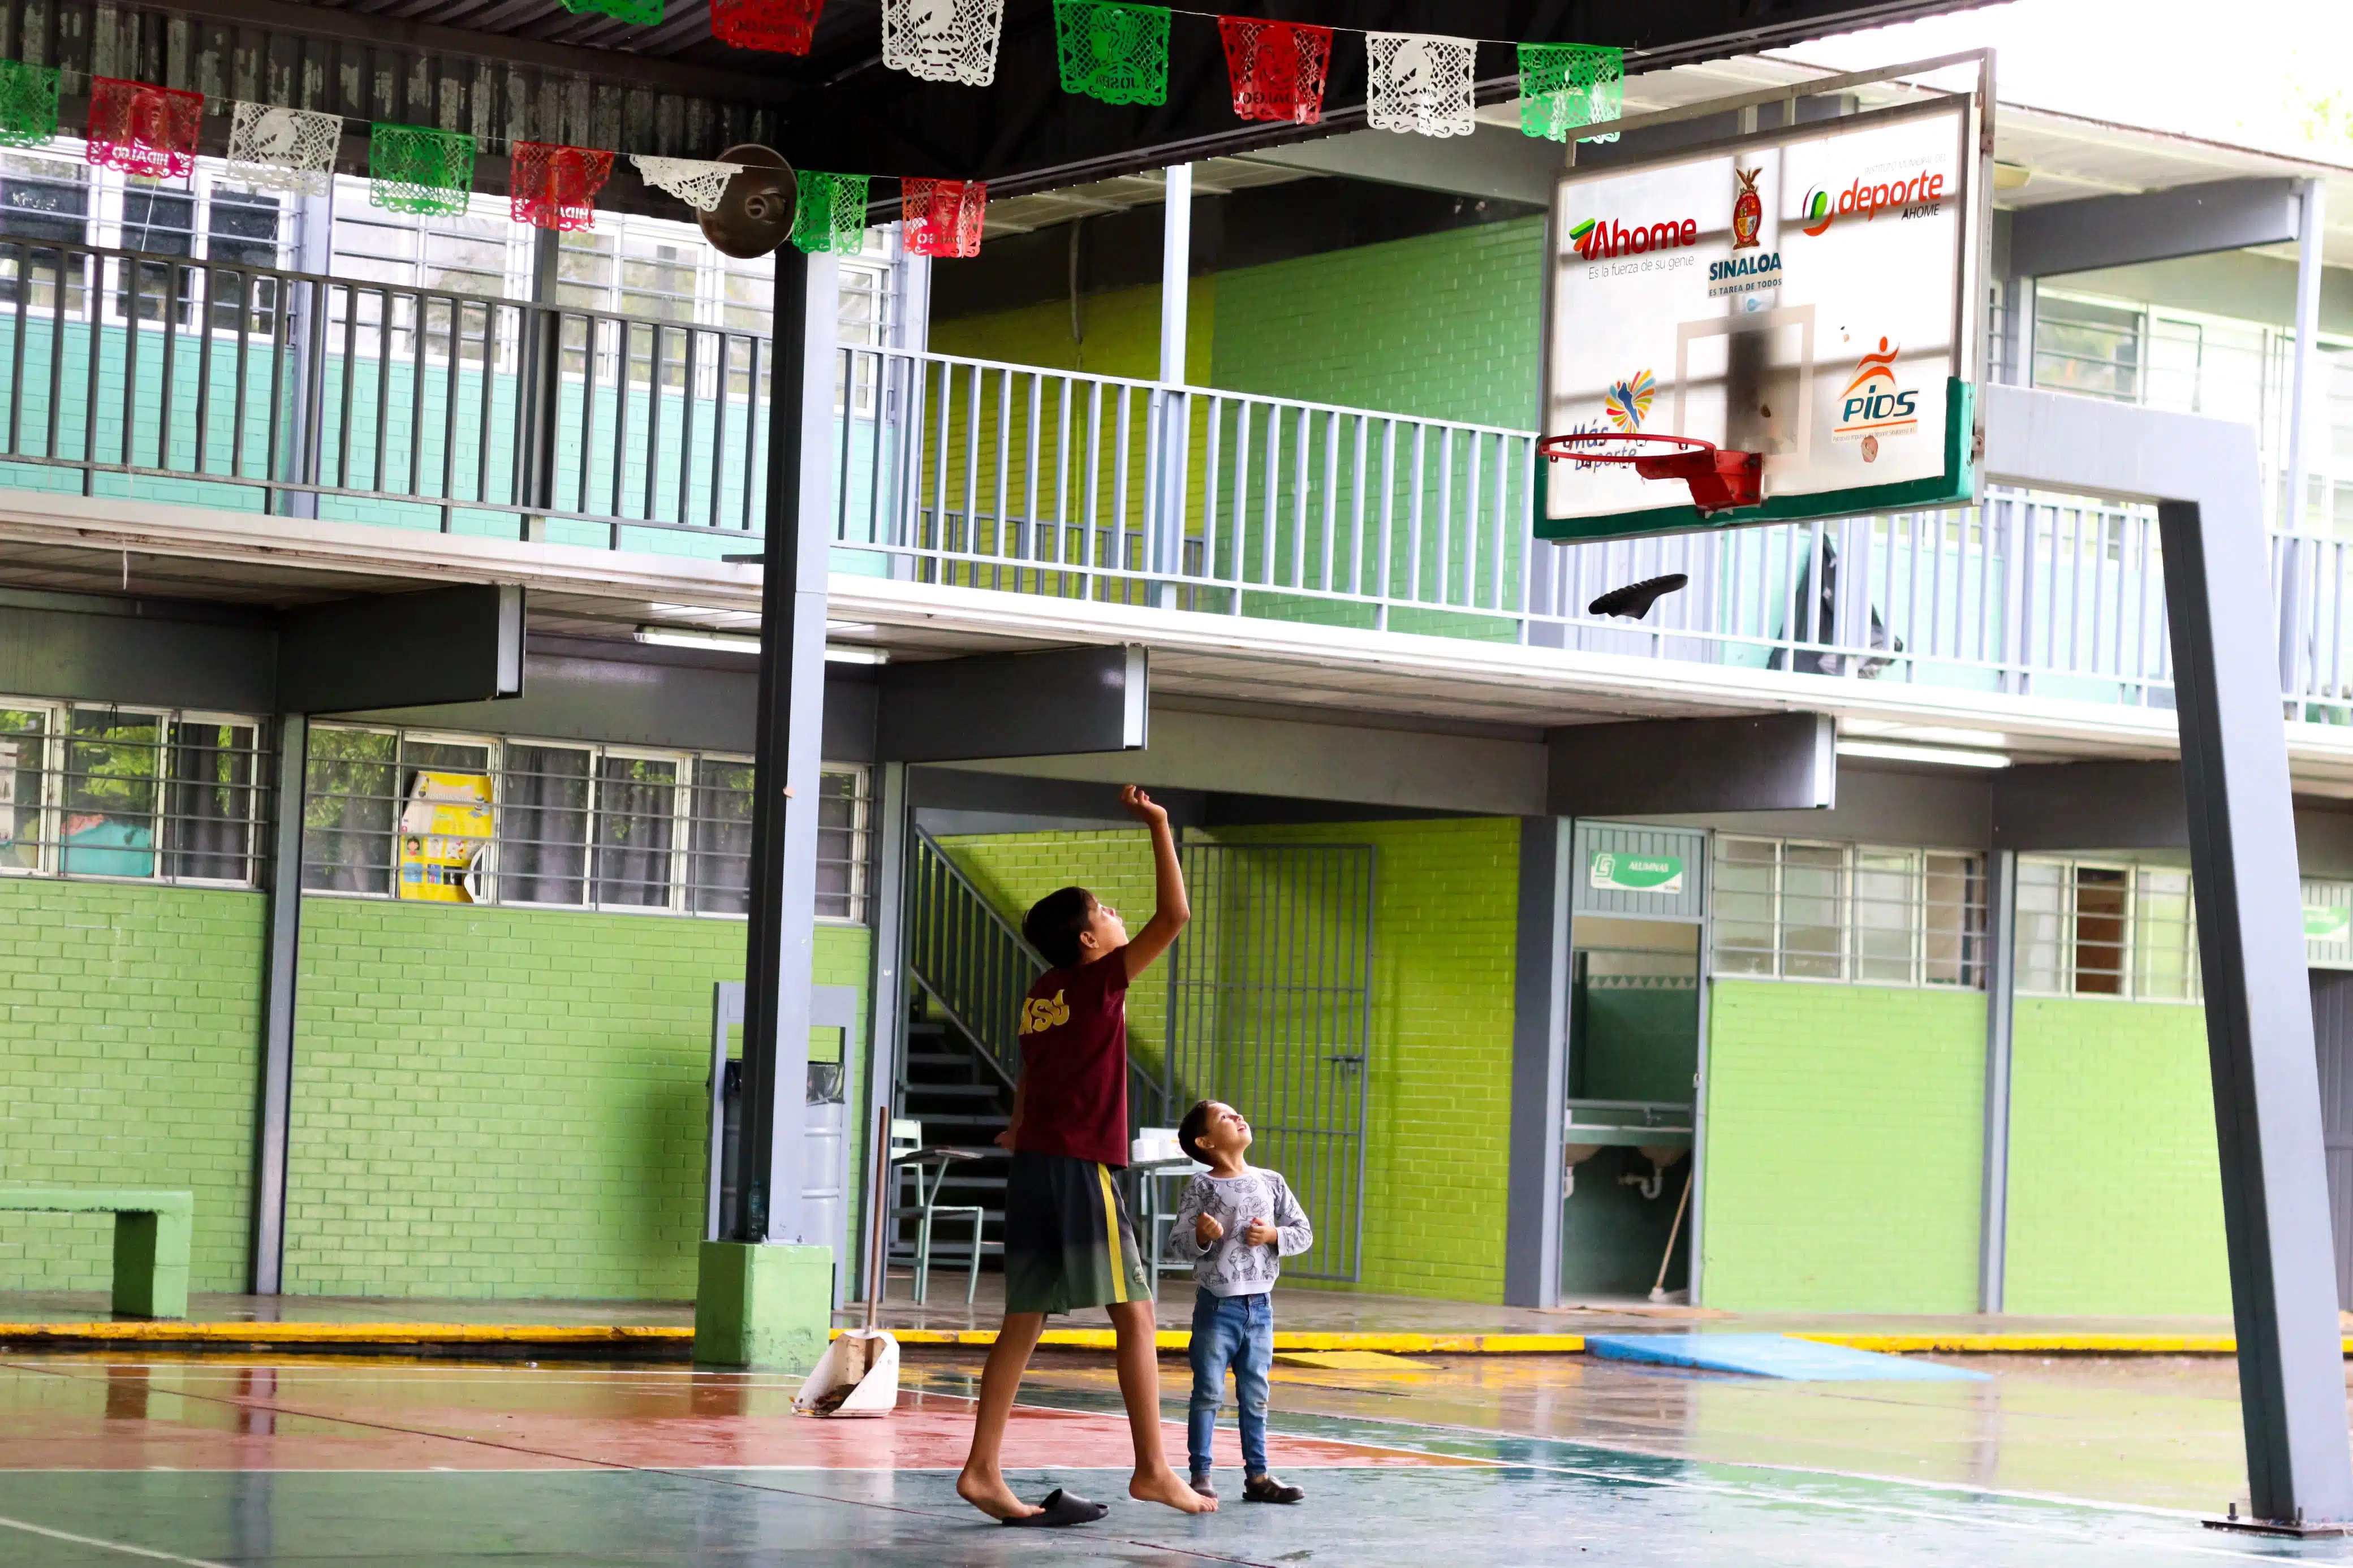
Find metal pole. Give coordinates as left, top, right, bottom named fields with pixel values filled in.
left=249, top=712, right=305, bottom=1294
left=1977, top=848, right=2016, bottom=1313
left=862, top=758, right=911, bottom=1301
left=1503, top=816, right=1571, bottom=1308
left=1154, top=165, right=1193, bottom=610
left=2280, top=179, right=2326, bottom=694
left=2160, top=485, right=2353, bottom=1526
left=1158, top=165, right=1191, bottom=387
left=736, top=245, right=840, bottom=1245
left=518, top=229, right=562, bottom=543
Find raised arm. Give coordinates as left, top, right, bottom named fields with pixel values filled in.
left=1118, top=785, right=1190, bottom=982
left=1164, top=1176, right=1212, bottom=1262
left=1270, top=1174, right=1314, bottom=1258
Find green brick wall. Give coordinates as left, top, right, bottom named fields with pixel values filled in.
left=2003, top=997, right=2230, bottom=1315
left=1700, top=980, right=1987, bottom=1312
left=930, top=280, right=1214, bottom=382
left=1209, top=219, right=1545, bottom=429
left=0, top=879, right=264, bottom=1292
left=942, top=818, right=1520, bottom=1303
left=284, top=899, right=870, bottom=1299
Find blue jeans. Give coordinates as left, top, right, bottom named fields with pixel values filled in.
left=1187, top=1288, right=1273, bottom=1478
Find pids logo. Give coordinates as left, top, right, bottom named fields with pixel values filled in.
left=1569, top=214, right=1700, bottom=261
left=1834, top=338, right=1919, bottom=452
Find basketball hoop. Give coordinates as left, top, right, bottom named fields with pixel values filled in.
left=1539, top=431, right=1764, bottom=517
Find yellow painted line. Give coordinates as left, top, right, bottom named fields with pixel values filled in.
left=1794, top=1332, right=2256, bottom=1355
left=0, top=1323, right=695, bottom=1345
left=0, top=1323, right=1585, bottom=1355
left=1274, top=1350, right=1436, bottom=1370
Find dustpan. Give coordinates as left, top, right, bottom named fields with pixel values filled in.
left=793, top=1105, right=901, bottom=1418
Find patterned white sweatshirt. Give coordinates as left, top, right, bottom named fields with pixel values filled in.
left=1163, top=1168, right=1315, bottom=1297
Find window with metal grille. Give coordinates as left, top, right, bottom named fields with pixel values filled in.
left=301, top=723, right=870, bottom=922
left=1712, top=836, right=1986, bottom=987
left=2016, top=857, right=2200, bottom=1001
left=2034, top=294, right=2143, bottom=404
left=0, top=699, right=264, bottom=885
left=0, top=144, right=300, bottom=332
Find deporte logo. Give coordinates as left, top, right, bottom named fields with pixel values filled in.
left=1570, top=214, right=1700, bottom=260
left=1798, top=169, right=1947, bottom=236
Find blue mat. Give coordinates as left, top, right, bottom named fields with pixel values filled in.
left=1583, top=1332, right=1988, bottom=1381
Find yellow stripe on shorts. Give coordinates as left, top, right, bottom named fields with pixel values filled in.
left=1094, top=1163, right=1128, bottom=1304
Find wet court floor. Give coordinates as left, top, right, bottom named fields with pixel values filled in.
left=3, top=1348, right=2352, bottom=1565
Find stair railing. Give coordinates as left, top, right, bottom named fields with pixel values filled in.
left=906, top=824, right=1170, bottom=1130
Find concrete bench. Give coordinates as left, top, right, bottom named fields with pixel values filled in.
left=0, top=1189, right=192, bottom=1318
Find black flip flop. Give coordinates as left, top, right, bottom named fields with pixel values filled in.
left=1000, top=1488, right=1107, bottom=1528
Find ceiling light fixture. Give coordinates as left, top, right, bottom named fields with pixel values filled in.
left=1836, top=738, right=2011, bottom=770
left=635, top=625, right=757, bottom=653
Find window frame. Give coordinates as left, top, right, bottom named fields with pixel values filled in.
left=300, top=722, right=870, bottom=923
left=0, top=697, right=266, bottom=888
left=1710, top=833, right=1986, bottom=989
left=2014, top=855, right=2202, bottom=1004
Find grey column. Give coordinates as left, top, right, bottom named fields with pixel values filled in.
left=517, top=229, right=564, bottom=542
left=736, top=245, right=840, bottom=1245
left=1989, top=381, right=2353, bottom=1523
left=1977, top=848, right=2016, bottom=1313
left=1504, top=817, right=1571, bottom=1308
left=2162, top=486, right=2353, bottom=1524
left=250, top=712, right=306, bottom=1294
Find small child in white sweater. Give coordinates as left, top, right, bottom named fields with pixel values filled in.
left=1165, top=1099, right=1314, bottom=1504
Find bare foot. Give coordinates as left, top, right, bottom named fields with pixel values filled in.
left=957, top=1463, right=1040, bottom=1522
left=1131, top=1467, right=1219, bottom=1514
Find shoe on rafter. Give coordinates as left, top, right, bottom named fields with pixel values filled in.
left=1587, top=572, right=1688, bottom=620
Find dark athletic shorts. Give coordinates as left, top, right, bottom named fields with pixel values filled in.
left=1001, top=1150, right=1153, bottom=1315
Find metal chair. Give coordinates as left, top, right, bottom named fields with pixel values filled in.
left=889, top=1117, right=987, bottom=1306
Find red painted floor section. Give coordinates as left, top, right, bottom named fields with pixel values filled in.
left=0, top=1361, right=1471, bottom=1475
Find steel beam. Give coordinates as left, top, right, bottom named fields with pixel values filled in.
left=277, top=585, right=524, bottom=714
left=1992, top=760, right=2187, bottom=851
left=877, top=645, right=1147, bottom=763
left=1548, top=713, right=1835, bottom=818
left=1985, top=382, right=2353, bottom=1527
left=2007, top=179, right=2300, bottom=282
left=249, top=712, right=305, bottom=1295
left=736, top=246, right=839, bottom=1246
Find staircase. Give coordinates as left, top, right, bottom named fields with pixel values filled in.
left=896, top=827, right=1042, bottom=1276
left=895, top=999, right=1015, bottom=1271
left=895, top=826, right=1176, bottom=1279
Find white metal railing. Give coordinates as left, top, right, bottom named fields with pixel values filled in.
left=829, top=345, right=2304, bottom=715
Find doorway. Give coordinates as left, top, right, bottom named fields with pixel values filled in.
left=1561, top=915, right=1699, bottom=1302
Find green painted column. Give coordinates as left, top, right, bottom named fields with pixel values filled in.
left=694, top=1241, right=833, bottom=1371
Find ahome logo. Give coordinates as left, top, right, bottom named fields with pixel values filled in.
left=1798, top=169, right=1946, bottom=236
left=1834, top=337, right=1919, bottom=445
left=1569, top=215, right=1700, bottom=260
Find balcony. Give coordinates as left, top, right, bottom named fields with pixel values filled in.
left=2, top=235, right=2350, bottom=731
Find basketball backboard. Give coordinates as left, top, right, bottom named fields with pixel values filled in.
left=1537, top=89, right=1987, bottom=543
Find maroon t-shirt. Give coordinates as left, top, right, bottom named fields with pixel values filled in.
left=1014, top=953, right=1131, bottom=1168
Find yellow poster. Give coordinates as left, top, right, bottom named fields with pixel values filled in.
left=397, top=771, right=492, bottom=902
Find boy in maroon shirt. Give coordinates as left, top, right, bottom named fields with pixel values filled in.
left=955, top=784, right=1216, bottom=1526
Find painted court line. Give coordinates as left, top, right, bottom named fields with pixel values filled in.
left=0, top=1511, right=237, bottom=1567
